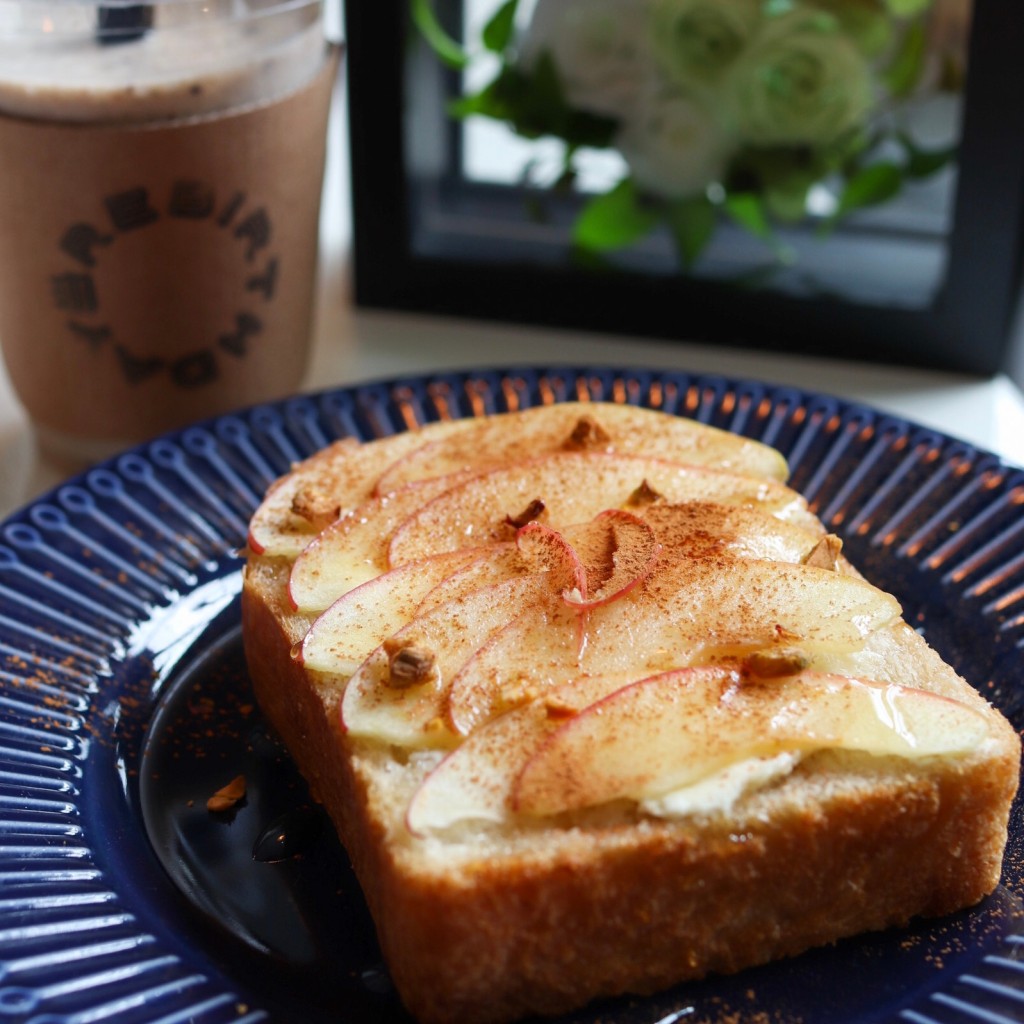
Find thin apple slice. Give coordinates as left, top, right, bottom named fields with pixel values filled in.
left=406, top=672, right=638, bottom=834
left=340, top=574, right=562, bottom=748
left=288, top=471, right=479, bottom=613
left=374, top=401, right=789, bottom=493
left=413, top=523, right=598, bottom=629
left=561, top=510, right=661, bottom=609
left=415, top=521, right=596, bottom=619
left=415, top=543, right=524, bottom=614
left=639, top=501, right=825, bottom=565
left=416, top=523, right=589, bottom=616
left=641, top=557, right=900, bottom=654
left=446, top=600, right=582, bottom=734
left=418, top=514, right=661, bottom=618
left=387, top=452, right=816, bottom=567
left=446, top=556, right=901, bottom=735
left=512, top=667, right=992, bottom=817
left=516, top=520, right=603, bottom=656
left=516, top=521, right=589, bottom=594
left=299, top=550, right=483, bottom=676
left=247, top=437, right=361, bottom=557
left=248, top=427, right=472, bottom=558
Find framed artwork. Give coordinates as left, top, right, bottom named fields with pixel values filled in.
left=344, top=0, right=1024, bottom=376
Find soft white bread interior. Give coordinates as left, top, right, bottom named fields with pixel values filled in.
left=241, top=401, right=1020, bottom=1024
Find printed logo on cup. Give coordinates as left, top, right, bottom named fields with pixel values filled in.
left=52, top=180, right=280, bottom=390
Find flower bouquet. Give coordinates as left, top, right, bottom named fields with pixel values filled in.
left=414, top=0, right=968, bottom=280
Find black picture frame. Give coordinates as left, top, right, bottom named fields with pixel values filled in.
left=344, top=1, right=1024, bottom=377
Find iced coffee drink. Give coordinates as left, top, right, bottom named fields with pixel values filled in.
left=0, top=0, right=327, bottom=121
left=0, top=0, right=339, bottom=465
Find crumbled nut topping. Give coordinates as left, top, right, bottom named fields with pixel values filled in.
left=626, top=478, right=664, bottom=507
left=384, top=639, right=437, bottom=687
left=745, top=648, right=811, bottom=678
left=803, top=534, right=843, bottom=571
left=207, top=774, right=246, bottom=813
left=505, top=498, right=546, bottom=530
left=423, top=716, right=449, bottom=735
left=544, top=696, right=578, bottom=720
left=290, top=483, right=341, bottom=529
left=563, top=415, right=611, bottom=450
left=497, top=678, right=541, bottom=712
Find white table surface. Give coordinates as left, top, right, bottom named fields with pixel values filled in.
left=3, top=73, right=1024, bottom=521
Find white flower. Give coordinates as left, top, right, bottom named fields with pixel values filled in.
left=803, top=0, right=894, bottom=57
left=650, top=0, right=763, bottom=92
left=616, top=81, right=735, bottom=198
left=519, top=0, right=652, bottom=119
left=725, top=10, right=875, bottom=147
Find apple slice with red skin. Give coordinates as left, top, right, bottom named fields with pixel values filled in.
left=299, top=549, right=483, bottom=676
left=250, top=403, right=791, bottom=557
left=247, top=437, right=361, bottom=558
left=406, top=672, right=639, bottom=835
left=418, top=523, right=590, bottom=619
left=386, top=452, right=817, bottom=568
left=340, top=573, right=564, bottom=749
left=415, top=543, right=524, bottom=615
left=445, top=555, right=901, bottom=736
left=288, top=471, right=479, bottom=613
left=300, top=515, right=641, bottom=685
left=517, top=520, right=589, bottom=594
left=248, top=426, right=472, bottom=558
left=417, top=514, right=663, bottom=617
left=511, top=667, right=993, bottom=817
left=516, top=520, right=622, bottom=657
left=560, top=510, right=662, bottom=609
left=374, top=401, right=789, bottom=494
left=250, top=412, right=499, bottom=558
left=445, top=600, right=582, bottom=733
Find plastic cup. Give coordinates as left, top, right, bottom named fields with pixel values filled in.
left=0, top=0, right=339, bottom=466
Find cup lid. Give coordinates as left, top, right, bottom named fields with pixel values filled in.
left=0, top=0, right=321, bottom=44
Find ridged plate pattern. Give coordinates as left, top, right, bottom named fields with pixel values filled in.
left=0, top=367, right=1022, bottom=1024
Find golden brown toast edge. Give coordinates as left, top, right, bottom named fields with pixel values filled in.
left=242, top=555, right=1020, bottom=1024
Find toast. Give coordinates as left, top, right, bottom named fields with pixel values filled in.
left=240, top=400, right=1020, bottom=1024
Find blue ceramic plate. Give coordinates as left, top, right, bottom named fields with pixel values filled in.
left=2, top=367, right=1023, bottom=1024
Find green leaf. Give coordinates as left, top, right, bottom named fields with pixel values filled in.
left=448, top=62, right=551, bottom=127
left=482, top=0, right=519, bottom=53
left=447, top=80, right=509, bottom=120
left=562, top=110, right=619, bottom=150
left=410, top=0, right=469, bottom=69
left=723, top=193, right=772, bottom=241
left=882, top=20, right=926, bottom=98
left=899, top=134, right=957, bottom=178
left=525, top=51, right=570, bottom=132
left=450, top=56, right=566, bottom=136
left=572, top=180, right=660, bottom=252
left=450, top=57, right=617, bottom=149
left=834, top=162, right=903, bottom=218
left=726, top=146, right=826, bottom=223
left=764, top=179, right=812, bottom=222
left=885, top=0, right=931, bottom=15
left=666, top=196, right=717, bottom=269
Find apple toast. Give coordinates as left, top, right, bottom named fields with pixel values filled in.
left=240, top=400, right=1020, bottom=1024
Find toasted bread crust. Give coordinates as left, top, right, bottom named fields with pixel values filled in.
left=242, top=557, right=1019, bottom=1024
left=241, top=404, right=1020, bottom=1024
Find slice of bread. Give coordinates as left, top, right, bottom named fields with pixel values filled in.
left=241, top=401, right=1020, bottom=1024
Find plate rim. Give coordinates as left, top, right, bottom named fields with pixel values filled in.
left=1, top=363, right=1023, bottom=1024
